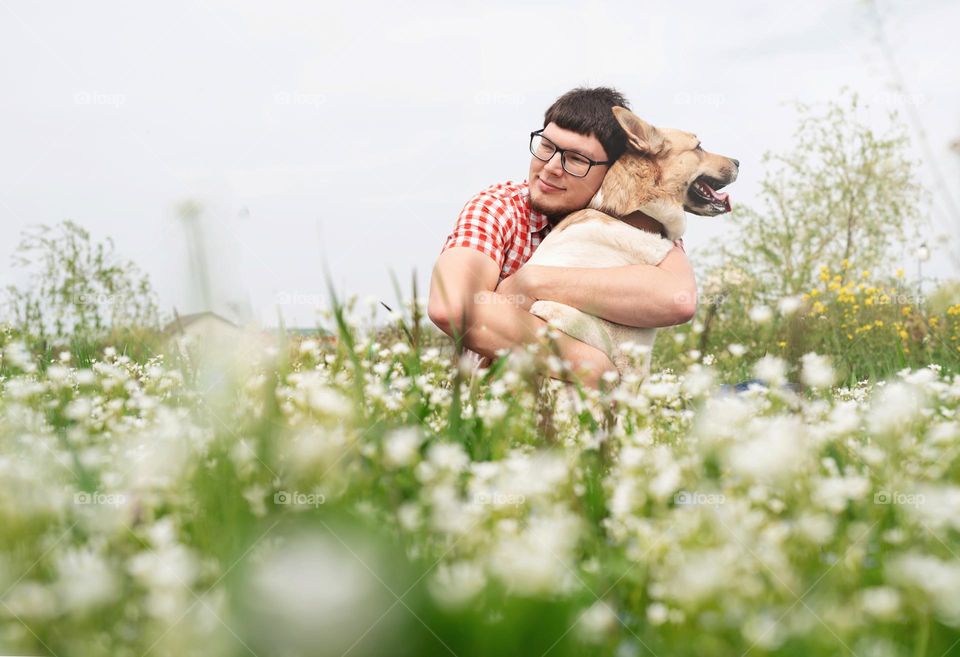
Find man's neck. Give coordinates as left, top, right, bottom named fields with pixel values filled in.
left=620, top=211, right=665, bottom=236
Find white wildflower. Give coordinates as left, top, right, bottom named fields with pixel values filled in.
left=576, top=601, right=618, bottom=643
left=801, top=352, right=835, bottom=389
left=429, top=561, right=486, bottom=611
left=778, top=296, right=802, bottom=315
left=753, top=355, right=787, bottom=386
left=383, top=427, right=424, bottom=469
left=749, top=305, right=773, bottom=324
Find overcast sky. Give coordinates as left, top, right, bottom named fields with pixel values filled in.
left=2, top=0, right=958, bottom=328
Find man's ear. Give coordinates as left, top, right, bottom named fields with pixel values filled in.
left=613, top=106, right=665, bottom=156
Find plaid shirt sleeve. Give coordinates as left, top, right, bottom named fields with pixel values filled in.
left=441, top=193, right=514, bottom=269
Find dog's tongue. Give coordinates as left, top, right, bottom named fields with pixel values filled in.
left=707, top=186, right=732, bottom=212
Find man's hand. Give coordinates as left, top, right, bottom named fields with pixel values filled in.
left=428, top=247, right=619, bottom=388
left=494, top=266, right=544, bottom=312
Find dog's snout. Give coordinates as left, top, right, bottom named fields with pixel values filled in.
left=731, top=158, right=740, bottom=168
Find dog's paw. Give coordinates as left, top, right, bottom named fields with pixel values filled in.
left=530, top=300, right=615, bottom=356
left=530, top=300, right=580, bottom=329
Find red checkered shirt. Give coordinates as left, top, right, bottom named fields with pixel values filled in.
left=441, top=179, right=684, bottom=283
left=441, top=180, right=550, bottom=282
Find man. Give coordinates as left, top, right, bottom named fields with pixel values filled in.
left=427, top=87, right=697, bottom=389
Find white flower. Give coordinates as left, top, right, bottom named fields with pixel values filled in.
left=887, top=552, right=960, bottom=626
left=55, top=548, right=120, bottom=612
left=753, top=355, right=787, bottom=386
left=749, top=305, right=773, bottom=324
left=727, top=343, right=746, bottom=358
left=868, top=382, right=925, bottom=436
left=488, top=512, right=582, bottom=596
left=728, top=416, right=807, bottom=482
left=308, top=386, right=352, bottom=418
left=427, top=442, right=468, bottom=473
left=801, top=352, right=835, bottom=389
left=429, top=561, right=486, bottom=611
left=859, top=587, right=901, bottom=620
left=383, top=427, right=424, bottom=469
left=243, top=533, right=389, bottom=653
left=646, top=602, right=669, bottom=625
left=4, top=341, right=37, bottom=372
left=681, top=364, right=714, bottom=397
left=778, top=296, right=802, bottom=315
left=576, top=601, right=618, bottom=643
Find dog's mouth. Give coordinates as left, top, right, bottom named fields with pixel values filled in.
left=687, top=176, right=732, bottom=215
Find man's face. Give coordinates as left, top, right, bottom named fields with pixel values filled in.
left=528, top=121, right=609, bottom=220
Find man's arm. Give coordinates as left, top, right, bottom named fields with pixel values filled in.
left=497, top=244, right=697, bottom=328
left=427, top=247, right=619, bottom=388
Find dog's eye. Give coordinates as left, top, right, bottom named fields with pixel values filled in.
left=695, top=143, right=703, bottom=151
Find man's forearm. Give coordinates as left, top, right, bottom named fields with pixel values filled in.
left=441, top=293, right=617, bottom=388
left=530, top=248, right=697, bottom=328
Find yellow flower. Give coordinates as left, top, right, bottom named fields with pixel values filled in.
left=895, top=268, right=905, bottom=279
left=875, top=320, right=884, bottom=327
left=899, top=329, right=909, bottom=340
left=930, top=317, right=940, bottom=328
left=861, top=270, right=870, bottom=279
left=902, top=306, right=912, bottom=316
left=778, top=341, right=787, bottom=348
left=865, top=298, right=874, bottom=306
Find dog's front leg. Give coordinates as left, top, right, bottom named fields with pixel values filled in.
left=529, top=300, right=615, bottom=359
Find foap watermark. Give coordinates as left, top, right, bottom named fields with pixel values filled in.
left=74, top=91, right=126, bottom=108
left=474, top=492, right=526, bottom=508
left=474, top=90, right=526, bottom=106
left=872, top=91, right=925, bottom=108
left=674, top=92, right=725, bottom=107
left=73, top=291, right=133, bottom=308
left=874, top=490, right=925, bottom=507
left=273, top=91, right=326, bottom=107
left=275, top=290, right=324, bottom=306
left=473, top=290, right=529, bottom=306
left=673, top=290, right=730, bottom=308
left=274, top=490, right=326, bottom=508
left=674, top=490, right=726, bottom=506
left=74, top=491, right=127, bottom=507
left=869, top=293, right=926, bottom=306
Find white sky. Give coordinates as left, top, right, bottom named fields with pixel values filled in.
left=2, top=0, right=958, bottom=328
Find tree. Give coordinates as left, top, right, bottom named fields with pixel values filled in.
left=4, top=220, right=160, bottom=345
left=720, top=92, right=925, bottom=300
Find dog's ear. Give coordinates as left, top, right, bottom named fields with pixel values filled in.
left=613, top=107, right=665, bottom=156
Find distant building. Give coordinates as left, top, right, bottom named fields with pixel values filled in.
left=162, top=311, right=241, bottom=344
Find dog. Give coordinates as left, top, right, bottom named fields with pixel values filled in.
left=522, top=107, right=739, bottom=378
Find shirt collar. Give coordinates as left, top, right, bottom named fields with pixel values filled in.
left=523, top=181, right=549, bottom=233
left=529, top=209, right=549, bottom=233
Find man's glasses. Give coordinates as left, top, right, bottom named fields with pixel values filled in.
left=529, top=129, right=612, bottom=178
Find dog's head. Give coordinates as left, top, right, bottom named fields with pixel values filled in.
left=589, top=107, right=739, bottom=241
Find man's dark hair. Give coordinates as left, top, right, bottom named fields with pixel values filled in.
left=543, top=87, right=631, bottom=163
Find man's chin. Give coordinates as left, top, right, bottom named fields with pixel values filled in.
left=530, top=195, right=573, bottom=223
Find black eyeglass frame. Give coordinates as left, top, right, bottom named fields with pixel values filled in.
left=529, top=129, right=613, bottom=178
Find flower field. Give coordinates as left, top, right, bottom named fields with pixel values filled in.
left=1, top=289, right=959, bottom=657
